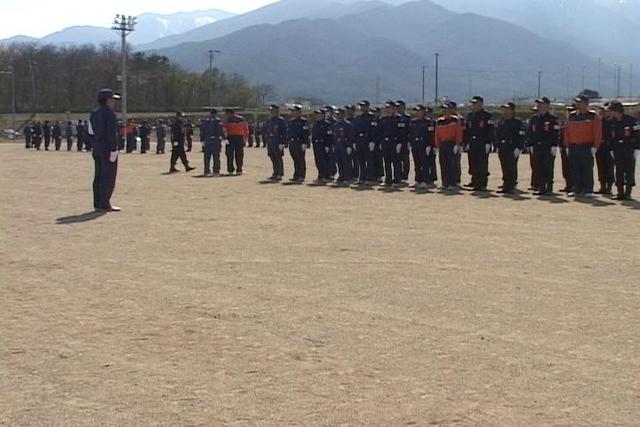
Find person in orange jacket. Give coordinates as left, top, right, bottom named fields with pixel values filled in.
left=223, top=108, right=249, bottom=175
left=563, top=95, right=602, bottom=197
left=435, top=101, right=463, bottom=192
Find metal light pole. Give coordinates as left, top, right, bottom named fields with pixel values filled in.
left=537, top=70, right=542, bottom=98
left=421, top=66, right=426, bottom=105
left=112, top=14, right=137, bottom=125
left=0, top=66, right=16, bottom=136
left=208, top=49, right=221, bottom=107
left=434, top=53, right=440, bottom=104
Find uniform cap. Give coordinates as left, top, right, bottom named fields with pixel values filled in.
left=313, top=109, right=326, bottom=115
left=371, top=107, right=381, bottom=113
left=345, top=104, right=356, bottom=110
left=385, top=100, right=398, bottom=108
left=289, top=105, right=302, bottom=111
left=323, top=105, right=336, bottom=111
left=574, top=95, right=589, bottom=103
left=209, top=108, right=218, bottom=115
left=470, top=96, right=484, bottom=104
left=535, top=96, right=551, bottom=104
left=396, top=99, right=406, bottom=106
left=335, top=108, right=345, bottom=114
left=566, top=103, right=576, bottom=111
left=357, top=100, right=370, bottom=106
left=441, top=101, right=457, bottom=109
left=413, top=104, right=427, bottom=111
left=268, top=104, right=280, bottom=111
left=98, top=88, right=121, bottom=101
left=176, top=111, right=184, bottom=117
left=606, top=101, right=624, bottom=112
left=500, top=102, right=516, bottom=110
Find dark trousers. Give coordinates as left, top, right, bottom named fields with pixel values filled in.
left=44, top=135, right=51, bottom=150
left=400, top=143, right=410, bottom=180
left=327, top=149, right=337, bottom=177
left=374, top=143, right=384, bottom=179
left=596, top=146, right=615, bottom=186
left=498, top=145, right=519, bottom=190
left=66, top=137, right=73, bottom=151
left=335, top=145, right=353, bottom=182
left=356, top=142, right=374, bottom=182
left=77, top=137, right=84, bottom=152
left=170, top=142, right=189, bottom=169
left=351, top=147, right=360, bottom=180
left=412, top=143, right=427, bottom=183
left=118, top=137, right=125, bottom=151
left=33, top=137, right=42, bottom=150
left=561, top=147, right=572, bottom=189
left=439, top=141, right=458, bottom=187
left=427, top=149, right=437, bottom=182
left=92, top=152, right=118, bottom=209
left=614, top=146, right=636, bottom=187
left=125, top=136, right=135, bottom=153
left=25, top=136, right=31, bottom=149
left=382, top=141, right=401, bottom=184
left=247, top=135, right=255, bottom=147
left=313, top=143, right=329, bottom=180
left=226, top=136, right=244, bottom=173
left=157, top=138, right=166, bottom=154
left=204, top=141, right=221, bottom=174
left=141, top=137, right=149, bottom=154
left=468, top=143, right=489, bottom=188
left=267, top=143, right=284, bottom=177
left=568, top=144, right=594, bottom=194
left=54, top=137, right=62, bottom=151
left=532, top=144, right=555, bottom=189
left=186, top=136, right=193, bottom=152
left=289, top=142, right=307, bottom=180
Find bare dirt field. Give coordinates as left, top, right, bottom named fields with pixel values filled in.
left=1, top=142, right=639, bottom=426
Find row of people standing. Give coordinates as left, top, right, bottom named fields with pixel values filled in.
left=259, top=96, right=638, bottom=200
left=23, top=120, right=90, bottom=151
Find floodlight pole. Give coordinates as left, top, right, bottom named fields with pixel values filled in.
left=112, top=14, right=137, bottom=125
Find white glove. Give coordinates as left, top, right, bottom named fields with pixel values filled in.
left=635, top=149, right=640, bottom=160
left=434, top=148, right=439, bottom=156
left=591, top=147, right=597, bottom=156
left=352, top=144, right=357, bottom=152
left=514, top=148, right=521, bottom=158
left=278, top=144, right=285, bottom=152
left=453, top=145, right=460, bottom=155
left=346, top=147, right=353, bottom=155
left=301, top=144, right=308, bottom=151
left=426, top=146, right=431, bottom=156
left=172, top=141, right=178, bottom=147
left=610, top=151, right=615, bottom=160
left=324, top=146, right=330, bottom=154
left=369, top=142, right=375, bottom=152
left=109, top=151, right=118, bottom=163
left=485, top=144, right=491, bottom=154
left=395, top=143, right=402, bottom=154
left=223, top=139, right=229, bottom=146
left=407, top=143, right=412, bottom=151
left=551, top=146, right=558, bottom=157
left=565, top=148, right=569, bottom=158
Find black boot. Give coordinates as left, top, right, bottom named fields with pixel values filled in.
left=614, top=185, right=625, bottom=200
left=624, top=185, right=633, bottom=200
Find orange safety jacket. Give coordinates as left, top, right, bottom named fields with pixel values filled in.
left=435, top=114, right=463, bottom=147
left=563, top=111, right=602, bottom=149
left=224, top=115, right=249, bottom=139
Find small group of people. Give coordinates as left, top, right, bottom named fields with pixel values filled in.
left=257, top=96, right=638, bottom=200
left=23, top=120, right=90, bottom=152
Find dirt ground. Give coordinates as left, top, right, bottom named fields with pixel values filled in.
left=1, top=142, right=639, bottom=426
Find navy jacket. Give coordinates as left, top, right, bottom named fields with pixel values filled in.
left=496, top=118, right=525, bottom=150
left=265, top=116, right=288, bottom=146
left=409, top=117, right=436, bottom=147
left=89, top=105, right=118, bottom=156
left=201, top=116, right=225, bottom=141
left=287, top=117, right=310, bottom=145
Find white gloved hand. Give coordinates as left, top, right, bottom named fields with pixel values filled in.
left=278, top=144, right=285, bottom=151
left=591, top=147, right=597, bottom=156
left=514, top=148, right=521, bottom=158
left=301, top=144, right=308, bottom=151
left=395, top=143, right=402, bottom=154
left=635, top=149, right=640, bottom=160
left=352, top=144, right=357, bottom=152
left=434, top=148, right=440, bottom=156
left=426, top=146, right=432, bottom=156
left=109, top=151, right=118, bottom=163
left=172, top=141, right=178, bottom=147
left=453, top=145, right=460, bottom=155
left=565, top=148, right=569, bottom=158
left=408, top=143, right=412, bottom=151
left=610, top=150, right=615, bottom=160
left=324, top=146, right=330, bottom=154
left=369, top=142, right=375, bottom=152
left=551, top=146, right=558, bottom=157
left=346, top=147, right=353, bottom=155
left=485, top=144, right=491, bottom=154
left=223, top=139, right=229, bottom=146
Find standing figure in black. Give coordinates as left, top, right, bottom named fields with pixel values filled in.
left=43, top=121, right=52, bottom=150
left=606, top=101, right=639, bottom=200
left=23, top=124, right=33, bottom=149
left=264, top=105, right=288, bottom=181
left=202, top=109, right=225, bottom=176
left=89, top=89, right=121, bottom=212
left=379, top=101, right=402, bottom=186
left=169, top=112, right=196, bottom=174
left=185, top=119, right=194, bottom=152
left=311, top=108, right=333, bottom=183
left=64, top=121, right=74, bottom=151
left=352, top=100, right=376, bottom=185
left=52, top=121, right=62, bottom=151
left=409, top=105, right=436, bottom=189
left=76, top=119, right=86, bottom=152
left=396, top=100, right=412, bottom=182
left=156, top=120, right=167, bottom=154
left=287, top=105, right=311, bottom=183
left=464, top=96, right=494, bottom=191
left=527, top=97, right=560, bottom=195
left=496, top=102, right=525, bottom=194
left=32, top=121, right=43, bottom=150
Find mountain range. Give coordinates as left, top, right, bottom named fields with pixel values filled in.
left=0, top=9, right=235, bottom=46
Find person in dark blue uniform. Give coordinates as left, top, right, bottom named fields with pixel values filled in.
left=169, top=112, right=196, bottom=174
left=156, top=120, right=167, bottom=154
left=32, top=121, right=43, bottom=150
left=396, top=100, right=412, bottom=182
left=496, top=102, right=525, bottom=194
left=324, top=105, right=338, bottom=179
left=345, top=104, right=359, bottom=180
left=52, top=121, right=62, bottom=151
left=201, top=109, right=226, bottom=176
left=371, top=107, right=384, bottom=182
left=464, top=96, right=494, bottom=191
left=596, top=107, right=615, bottom=195
left=527, top=97, right=560, bottom=195
left=311, top=109, right=333, bottom=183
left=332, top=108, right=354, bottom=185
left=43, top=121, right=52, bottom=151
left=76, top=119, right=86, bottom=152
left=409, top=104, right=435, bottom=189
left=23, top=124, right=32, bottom=149
left=64, top=121, right=74, bottom=151
left=89, top=89, right=121, bottom=212
left=606, top=101, right=639, bottom=200
left=265, top=105, right=288, bottom=181
left=379, top=101, right=403, bottom=186
left=352, top=100, right=376, bottom=185
left=287, top=105, right=311, bottom=183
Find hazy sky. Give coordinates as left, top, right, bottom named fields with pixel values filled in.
left=0, top=0, right=279, bottom=39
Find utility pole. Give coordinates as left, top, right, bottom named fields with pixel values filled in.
left=112, top=14, right=137, bottom=126
left=629, top=63, right=633, bottom=98
left=208, top=49, right=221, bottom=107
left=616, top=64, right=621, bottom=98
left=581, top=65, right=586, bottom=90
left=375, top=75, right=380, bottom=106
left=434, top=52, right=440, bottom=104
left=29, top=62, right=37, bottom=115
left=421, top=66, right=426, bottom=105
left=537, top=70, right=542, bottom=98
left=597, top=58, right=601, bottom=92
left=468, top=79, right=472, bottom=100
left=0, top=67, right=16, bottom=136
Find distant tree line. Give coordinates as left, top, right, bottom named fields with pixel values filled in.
left=0, top=43, right=267, bottom=114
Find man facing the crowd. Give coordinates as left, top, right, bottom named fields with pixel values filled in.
left=202, top=109, right=225, bottom=177
left=223, top=108, right=249, bottom=175
left=89, top=89, right=121, bottom=212
left=435, top=101, right=464, bottom=192
left=265, top=105, right=288, bottom=181
left=286, top=105, right=310, bottom=183
left=495, top=102, right=525, bottom=194
left=169, top=112, right=196, bottom=174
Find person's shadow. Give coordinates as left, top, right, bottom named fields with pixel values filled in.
left=56, top=211, right=107, bottom=224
